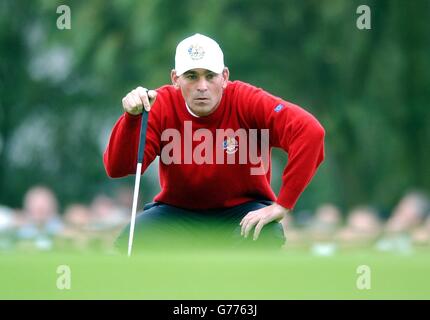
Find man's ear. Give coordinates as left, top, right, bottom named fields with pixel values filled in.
left=222, top=67, right=230, bottom=89
left=171, top=69, right=179, bottom=88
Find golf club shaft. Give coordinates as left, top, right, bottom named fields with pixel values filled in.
left=127, top=109, right=149, bottom=257
left=128, top=162, right=142, bottom=256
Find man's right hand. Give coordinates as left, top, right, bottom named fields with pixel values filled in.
left=122, top=86, right=157, bottom=115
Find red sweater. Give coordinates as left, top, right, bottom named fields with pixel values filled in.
left=104, top=81, right=325, bottom=210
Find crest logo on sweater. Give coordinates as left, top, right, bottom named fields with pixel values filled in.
left=223, top=137, right=238, bottom=154
left=188, top=44, right=205, bottom=60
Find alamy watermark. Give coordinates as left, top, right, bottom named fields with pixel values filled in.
left=356, top=5, right=371, bottom=30
left=56, top=264, right=71, bottom=290
left=160, top=121, right=270, bottom=175
left=56, top=5, right=71, bottom=30
left=356, top=265, right=371, bottom=290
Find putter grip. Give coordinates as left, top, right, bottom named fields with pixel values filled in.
left=137, top=110, right=149, bottom=163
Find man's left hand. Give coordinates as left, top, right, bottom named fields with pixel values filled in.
left=240, top=203, right=289, bottom=240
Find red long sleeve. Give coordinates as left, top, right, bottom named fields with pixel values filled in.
left=103, top=81, right=325, bottom=210
left=104, top=102, right=162, bottom=178
left=232, top=81, right=325, bottom=209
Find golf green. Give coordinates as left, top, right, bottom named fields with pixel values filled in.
left=1, top=249, right=429, bottom=299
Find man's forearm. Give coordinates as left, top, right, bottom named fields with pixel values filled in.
left=103, top=113, right=141, bottom=178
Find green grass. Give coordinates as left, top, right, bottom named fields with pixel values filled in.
left=1, top=249, right=430, bottom=299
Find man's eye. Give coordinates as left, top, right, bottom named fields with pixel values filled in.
left=186, top=74, right=197, bottom=80
left=206, top=74, right=215, bottom=80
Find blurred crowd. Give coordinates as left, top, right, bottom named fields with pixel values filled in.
left=1, top=186, right=429, bottom=254
left=281, top=190, right=430, bottom=255
left=0, top=186, right=132, bottom=253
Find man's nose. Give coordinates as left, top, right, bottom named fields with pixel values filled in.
left=196, top=77, right=208, bottom=91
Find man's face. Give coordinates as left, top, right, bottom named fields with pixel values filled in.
left=171, top=68, right=229, bottom=117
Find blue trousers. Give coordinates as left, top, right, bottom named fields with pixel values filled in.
left=116, top=200, right=285, bottom=252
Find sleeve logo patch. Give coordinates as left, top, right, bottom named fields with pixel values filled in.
left=274, top=104, right=284, bottom=112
